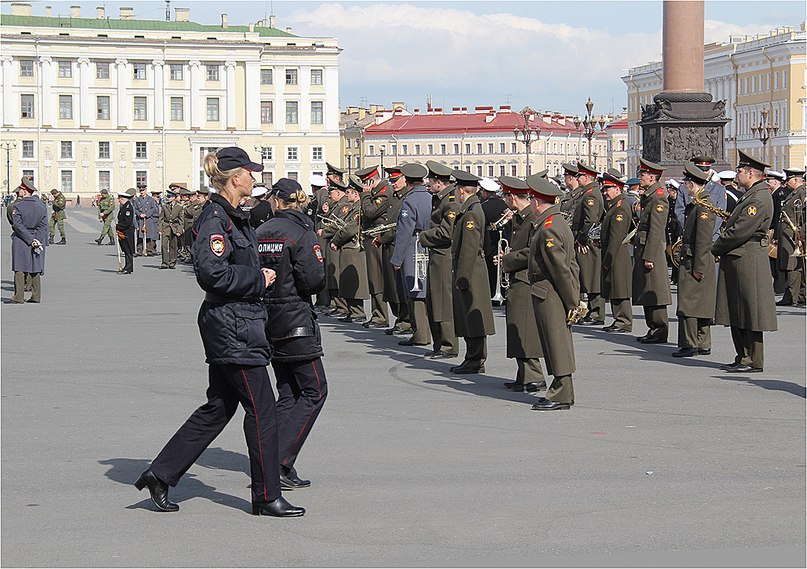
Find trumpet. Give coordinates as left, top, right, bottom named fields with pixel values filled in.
left=491, top=235, right=510, bottom=303
left=782, top=211, right=804, bottom=257
left=566, top=301, right=589, bottom=325
left=365, top=222, right=397, bottom=238
left=410, top=231, right=429, bottom=292
left=489, top=211, right=511, bottom=231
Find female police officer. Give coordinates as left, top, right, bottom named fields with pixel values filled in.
left=256, top=178, right=328, bottom=490
left=135, top=147, right=305, bottom=517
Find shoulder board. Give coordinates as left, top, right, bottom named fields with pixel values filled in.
left=656, top=188, right=664, bottom=197
left=586, top=188, right=593, bottom=194
left=448, top=195, right=455, bottom=201
left=544, top=216, right=554, bottom=227
left=617, top=199, right=622, bottom=207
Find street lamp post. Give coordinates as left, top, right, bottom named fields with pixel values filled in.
left=379, top=145, right=386, bottom=169
left=513, top=106, right=540, bottom=176
left=2, top=142, right=16, bottom=197
left=573, top=97, right=606, bottom=167
left=751, top=106, right=779, bottom=166
left=592, top=151, right=598, bottom=171
left=346, top=152, right=352, bottom=176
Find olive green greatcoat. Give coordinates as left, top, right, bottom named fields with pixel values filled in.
left=632, top=183, right=672, bottom=306
left=528, top=205, right=580, bottom=377
left=572, top=182, right=603, bottom=294
left=500, top=205, right=543, bottom=359
left=361, top=181, right=390, bottom=297
left=157, top=201, right=184, bottom=237
left=333, top=200, right=369, bottom=299
left=677, top=201, right=717, bottom=318
left=322, top=196, right=349, bottom=292
left=712, top=180, right=778, bottom=331
left=418, top=184, right=459, bottom=322
left=451, top=194, right=495, bottom=338
left=381, top=187, right=407, bottom=303
left=560, top=186, right=584, bottom=217
left=776, top=183, right=805, bottom=271
left=600, top=194, right=633, bottom=300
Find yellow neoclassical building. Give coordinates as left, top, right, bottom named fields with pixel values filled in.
left=0, top=3, right=341, bottom=200
left=622, top=23, right=806, bottom=173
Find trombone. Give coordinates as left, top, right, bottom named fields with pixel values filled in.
left=365, top=222, right=397, bottom=237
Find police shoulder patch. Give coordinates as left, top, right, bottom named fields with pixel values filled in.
left=747, top=205, right=757, bottom=217
left=210, top=233, right=225, bottom=257
left=313, top=244, right=324, bottom=263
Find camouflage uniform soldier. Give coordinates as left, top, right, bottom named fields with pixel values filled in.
left=95, top=189, right=116, bottom=245
left=48, top=189, right=67, bottom=244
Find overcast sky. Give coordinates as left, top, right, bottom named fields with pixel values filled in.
left=7, top=1, right=804, bottom=116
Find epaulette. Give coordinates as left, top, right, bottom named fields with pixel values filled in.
left=544, top=216, right=553, bottom=227
left=586, top=188, right=593, bottom=194
left=656, top=188, right=664, bottom=197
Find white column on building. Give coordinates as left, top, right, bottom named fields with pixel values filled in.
left=1, top=56, right=13, bottom=126
left=77, top=57, right=92, bottom=127
left=39, top=56, right=54, bottom=126
left=152, top=59, right=165, bottom=129
left=244, top=60, right=260, bottom=131
left=115, top=58, right=129, bottom=128
left=299, top=64, right=311, bottom=131
left=224, top=60, right=236, bottom=130
left=274, top=65, right=285, bottom=131
left=189, top=60, right=202, bottom=129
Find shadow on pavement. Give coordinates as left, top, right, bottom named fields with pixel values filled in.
left=716, top=376, right=806, bottom=398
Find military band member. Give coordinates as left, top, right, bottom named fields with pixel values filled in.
left=182, top=189, right=203, bottom=262
left=379, top=166, right=412, bottom=336
left=311, top=174, right=331, bottom=310
left=116, top=188, right=137, bottom=274
left=325, top=162, right=346, bottom=186
left=496, top=176, right=546, bottom=390
left=95, top=188, right=116, bottom=245
left=249, top=185, right=274, bottom=229
left=48, top=188, right=67, bottom=245
left=158, top=184, right=185, bottom=269
left=526, top=175, right=580, bottom=411
left=558, top=162, right=580, bottom=214
left=357, top=165, right=390, bottom=328
left=600, top=173, right=633, bottom=333
left=775, top=167, right=805, bottom=306
left=570, top=162, right=605, bottom=325
left=713, top=151, right=778, bottom=373
left=391, top=163, right=433, bottom=347
left=331, top=175, right=369, bottom=322
left=479, top=177, right=509, bottom=301
left=632, top=158, right=671, bottom=344
left=320, top=178, right=350, bottom=317
left=418, top=160, right=460, bottom=359
left=673, top=163, right=717, bottom=358
left=448, top=170, right=495, bottom=374
left=674, top=156, right=727, bottom=241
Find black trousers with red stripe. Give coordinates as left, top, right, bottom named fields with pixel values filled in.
left=149, top=364, right=281, bottom=504
left=272, top=358, right=328, bottom=471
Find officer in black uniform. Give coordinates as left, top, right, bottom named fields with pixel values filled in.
left=116, top=188, right=136, bottom=274
left=135, top=147, right=304, bottom=518
left=256, top=178, right=328, bottom=490
left=249, top=185, right=274, bottom=228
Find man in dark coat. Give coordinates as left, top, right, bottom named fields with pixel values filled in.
left=600, top=173, right=633, bottom=333
left=775, top=167, right=805, bottom=305
left=378, top=167, right=412, bottom=336
left=632, top=158, right=671, bottom=344
left=357, top=165, right=390, bottom=328
left=10, top=176, right=48, bottom=303
left=331, top=176, right=369, bottom=322
left=479, top=177, right=510, bottom=301
left=249, top=186, right=274, bottom=229
left=526, top=175, right=581, bottom=411
left=391, top=163, right=433, bottom=347
left=116, top=188, right=137, bottom=274
left=448, top=170, right=495, bottom=374
left=310, top=174, right=331, bottom=310
left=571, top=162, right=604, bottom=325
left=497, top=176, right=545, bottom=391
left=713, top=151, right=778, bottom=373
left=319, top=179, right=350, bottom=318
left=673, top=163, right=717, bottom=358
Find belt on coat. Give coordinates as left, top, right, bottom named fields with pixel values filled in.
left=271, top=327, right=315, bottom=341
left=204, top=292, right=261, bottom=303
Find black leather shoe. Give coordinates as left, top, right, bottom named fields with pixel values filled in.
left=636, top=334, right=653, bottom=342
left=725, top=364, right=763, bottom=373
left=134, top=470, right=178, bottom=512
left=603, top=324, right=630, bottom=333
left=251, top=496, right=305, bottom=517
left=776, top=299, right=794, bottom=306
left=672, top=348, right=698, bottom=358
left=578, top=317, right=604, bottom=326
left=363, top=321, right=388, bottom=329
left=698, top=348, right=711, bottom=355
left=159, top=265, right=169, bottom=269
left=638, top=336, right=666, bottom=344
left=429, top=351, right=457, bottom=359
left=531, top=398, right=571, bottom=411
left=510, top=381, right=546, bottom=393
left=398, top=338, right=428, bottom=346
left=720, top=361, right=743, bottom=370
left=338, top=316, right=355, bottom=323
left=280, top=468, right=311, bottom=490
left=95, top=237, right=103, bottom=245
left=449, top=365, right=484, bottom=374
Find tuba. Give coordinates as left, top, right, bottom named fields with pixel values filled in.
left=410, top=232, right=429, bottom=292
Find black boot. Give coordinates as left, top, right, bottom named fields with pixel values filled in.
left=134, top=470, right=179, bottom=512
left=95, top=236, right=104, bottom=245
left=252, top=496, right=305, bottom=517
left=58, top=237, right=66, bottom=245
left=107, top=236, right=115, bottom=245
left=48, top=235, right=54, bottom=244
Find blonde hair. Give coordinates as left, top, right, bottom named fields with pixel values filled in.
left=203, top=152, right=241, bottom=193
left=273, top=189, right=309, bottom=211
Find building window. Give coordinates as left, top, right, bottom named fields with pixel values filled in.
left=133, top=97, right=147, bottom=120
left=414, top=144, right=421, bottom=154
left=311, top=101, right=323, bottom=124
left=499, top=143, right=506, bottom=153
left=774, top=72, right=779, bottom=90
left=476, top=165, right=483, bottom=176
left=206, top=98, right=220, bottom=121
left=98, top=141, right=111, bottom=159
left=260, top=101, right=273, bottom=124
left=619, top=140, right=625, bottom=151
left=21, top=94, right=35, bottom=118
left=99, top=170, right=111, bottom=192
left=133, top=63, right=147, bottom=80
left=511, top=164, right=517, bottom=176
left=287, top=146, right=299, bottom=161
left=96, top=61, right=110, bottom=79
left=476, top=143, right=483, bottom=154
left=135, top=142, right=148, bottom=160
left=170, top=97, right=183, bottom=121
left=499, top=165, right=505, bottom=176
left=97, top=96, right=110, bottom=120
left=60, top=170, right=73, bottom=192
left=169, top=64, right=183, bottom=81
left=285, top=101, right=298, bottom=124
left=401, top=144, right=408, bottom=155
left=312, top=146, right=323, bottom=161
left=135, top=171, right=148, bottom=188
left=58, top=60, right=72, bottom=78
left=425, top=144, right=433, bottom=155
left=60, top=141, right=73, bottom=159
left=453, top=143, right=459, bottom=154
left=285, top=68, right=298, bottom=85
left=19, top=59, right=34, bottom=77
left=368, top=145, right=375, bottom=155
left=261, top=172, right=274, bottom=186
left=286, top=171, right=298, bottom=181
left=346, top=139, right=351, bottom=149
left=260, top=68, right=273, bottom=85
left=782, top=70, right=787, bottom=89
left=206, top=64, right=219, bottom=81
left=465, top=143, right=471, bottom=154
left=311, top=69, right=323, bottom=85
left=488, top=165, right=494, bottom=176
left=261, top=146, right=273, bottom=161
left=59, top=95, right=73, bottom=119
left=487, top=143, right=494, bottom=154
left=22, top=140, right=34, bottom=158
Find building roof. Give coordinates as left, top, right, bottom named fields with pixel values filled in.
left=605, top=118, right=629, bottom=130
left=365, top=109, right=585, bottom=137
left=0, top=14, right=295, bottom=38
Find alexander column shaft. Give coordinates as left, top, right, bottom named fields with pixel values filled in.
left=662, top=0, right=705, bottom=93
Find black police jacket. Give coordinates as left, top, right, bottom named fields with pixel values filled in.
left=191, top=192, right=270, bottom=367
left=256, top=209, right=326, bottom=362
